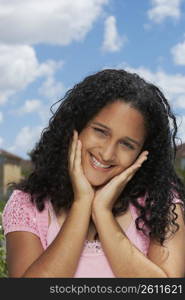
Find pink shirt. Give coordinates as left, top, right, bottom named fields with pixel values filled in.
left=2, top=189, right=184, bottom=278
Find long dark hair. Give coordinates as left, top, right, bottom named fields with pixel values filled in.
left=9, top=69, right=185, bottom=245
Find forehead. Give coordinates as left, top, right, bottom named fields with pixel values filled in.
left=90, top=101, right=146, bottom=140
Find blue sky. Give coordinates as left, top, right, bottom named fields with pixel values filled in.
left=0, top=0, right=185, bottom=159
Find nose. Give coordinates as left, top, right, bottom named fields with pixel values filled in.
left=99, top=142, right=116, bottom=164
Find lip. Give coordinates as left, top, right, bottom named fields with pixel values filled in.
left=89, top=153, right=113, bottom=172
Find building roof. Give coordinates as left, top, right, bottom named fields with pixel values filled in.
left=0, top=149, right=23, bottom=161
left=176, top=143, right=185, bottom=158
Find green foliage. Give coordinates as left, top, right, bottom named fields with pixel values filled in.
left=21, top=167, right=32, bottom=178
left=0, top=204, right=8, bottom=277
left=0, top=232, right=7, bottom=278
left=0, top=211, right=8, bottom=278
left=0, top=198, right=6, bottom=211
left=175, top=167, right=185, bottom=185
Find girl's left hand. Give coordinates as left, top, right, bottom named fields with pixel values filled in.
left=92, top=151, right=149, bottom=216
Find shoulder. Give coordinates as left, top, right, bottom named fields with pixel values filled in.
left=147, top=202, right=185, bottom=277
left=2, top=189, right=36, bottom=219
left=171, top=189, right=185, bottom=211
left=2, top=189, right=39, bottom=236
left=3, top=189, right=35, bottom=211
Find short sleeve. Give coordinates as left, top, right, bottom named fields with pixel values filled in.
left=171, top=189, right=185, bottom=211
left=2, top=189, right=40, bottom=237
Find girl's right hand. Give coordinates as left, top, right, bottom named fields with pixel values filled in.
left=68, top=130, right=95, bottom=203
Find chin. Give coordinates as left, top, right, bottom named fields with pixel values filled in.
left=86, top=174, right=111, bottom=188
left=88, top=179, right=105, bottom=187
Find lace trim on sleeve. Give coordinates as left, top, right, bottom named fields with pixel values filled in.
left=171, top=189, right=185, bottom=211
left=2, top=189, right=40, bottom=237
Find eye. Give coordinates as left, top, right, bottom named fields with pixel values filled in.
left=93, top=127, right=107, bottom=135
left=120, top=141, right=135, bottom=150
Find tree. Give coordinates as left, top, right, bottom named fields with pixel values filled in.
left=0, top=211, right=8, bottom=277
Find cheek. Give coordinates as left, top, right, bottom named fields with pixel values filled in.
left=78, top=132, right=89, bottom=150
left=79, top=131, right=99, bottom=151
left=78, top=134, right=94, bottom=161
left=119, top=153, right=138, bottom=170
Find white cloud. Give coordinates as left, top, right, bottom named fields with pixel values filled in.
left=10, top=98, right=53, bottom=127
left=119, top=65, right=185, bottom=105
left=101, top=16, right=126, bottom=52
left=0, top=111, right=3, bottom=123
left=176, top=115, right=185, bottom=144
left=17, top=99, right=42, bottom=114
left=0, top=0, right=108, bottom=46
left=38, top=77, right=66, bottom=100
left=114, top=63, right=185, bottom=142
left=175, top=95, right=185, bottom=109
left=126, top=66, right=185, bottom=143
left=38, top=60, right=64, bottom=78
left=0, top=44, right=63, bottom=105
left=0, top=137, right=3, bottom=147
left=147, top=0, right=182, bottom=23
left=171, top=39, right=185, bottom=65
left=8, top=125, right=43, bottom=155
left=37, top=105, right=52, bottom=126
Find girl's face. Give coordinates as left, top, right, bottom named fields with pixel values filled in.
left=78, top=101, right=147, bottom=187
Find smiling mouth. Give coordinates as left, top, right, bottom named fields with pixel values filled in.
left=89, top=153, right=114, bottom=171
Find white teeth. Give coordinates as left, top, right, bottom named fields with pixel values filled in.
left=91, top=155, right=111, bottom=168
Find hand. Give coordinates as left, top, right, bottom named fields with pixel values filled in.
left=92, top=151, right=149, bottom=217
left=68, top=130, right=95, bottom=203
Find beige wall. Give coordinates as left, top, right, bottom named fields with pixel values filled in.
left=3, top=163, right=22, bottom=195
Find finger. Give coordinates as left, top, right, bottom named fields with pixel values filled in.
left=74, top=139, right=82, bottom=172
left=105, top=151, right=149, bottom=188
left=127, top=153, right=148, bottom=176
left=69, top=130, right=78, bottom=170
left=71, top=130, right=79, bottom=168
left=134, top=151, right=149, bottom=166
left=115, top=151, right=149, bottom=183
left=68, top=131, right=74, bottom=166
left=126, top=151, right=148, bottom=173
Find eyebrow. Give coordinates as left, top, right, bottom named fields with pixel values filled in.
left=91, top=122, right=141, bottom=146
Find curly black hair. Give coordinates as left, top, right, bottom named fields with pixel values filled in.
left=9, top=68, right=185, bottom=246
